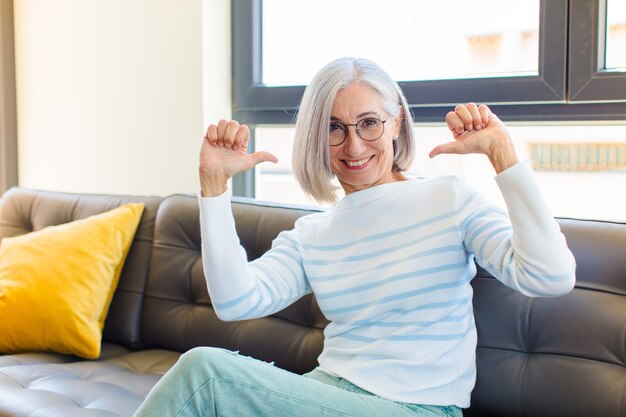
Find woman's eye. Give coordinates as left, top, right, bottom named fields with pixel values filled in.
left=329, top=123, right=344, bottom=132
left=361, top=118, right=378, bottom=128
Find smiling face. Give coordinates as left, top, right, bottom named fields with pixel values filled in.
left=329, top=82, right=403, bottom=195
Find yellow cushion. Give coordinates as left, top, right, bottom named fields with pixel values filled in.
left=0, top=203, right=144, bottom=359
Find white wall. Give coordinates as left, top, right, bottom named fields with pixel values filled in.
left=13, top=0, right=231, bottom=196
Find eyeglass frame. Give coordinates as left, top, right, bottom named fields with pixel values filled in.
left=328, top=116, right=388, bottom=147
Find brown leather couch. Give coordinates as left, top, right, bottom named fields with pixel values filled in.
left=0, top=187, right=623, bottom=417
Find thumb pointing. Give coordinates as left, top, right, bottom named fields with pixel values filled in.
left=430, top=142, right=461, bottom=158
left=250, top=151, right=278, bottom=167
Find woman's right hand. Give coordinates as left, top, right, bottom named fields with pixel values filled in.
left=199, top=119, right=278, bottom=197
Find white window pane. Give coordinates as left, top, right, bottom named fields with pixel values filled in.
left=255, top=124, right=626, bottom=222
left=605, top=0, right=626, bottom=71
left=262, top=0, right=539, bottom=86
left=255, top=127, right=311, bottom=206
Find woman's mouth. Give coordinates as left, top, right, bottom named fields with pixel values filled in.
left=343, top=156, right=373, bottom=169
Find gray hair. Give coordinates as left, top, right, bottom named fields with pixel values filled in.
left=292, top=57, right=415, bottom=204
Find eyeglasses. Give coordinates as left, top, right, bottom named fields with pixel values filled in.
left=328, top=117, right=388, bottom=147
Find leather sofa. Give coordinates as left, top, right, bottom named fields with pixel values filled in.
left=0, top=187, right=623, bottom=417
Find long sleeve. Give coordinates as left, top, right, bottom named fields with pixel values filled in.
left=459, top=161, right=576, bottom=297
left=198, top=191, right=311, bottom=321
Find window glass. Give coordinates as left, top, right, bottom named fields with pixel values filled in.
left=254, top=127, right=315, bottom=206
left=255, top=124, right=626, bottom=221
left=605, top=0, right=626, bottom=71
left=262, top=0, right=539, bottom=86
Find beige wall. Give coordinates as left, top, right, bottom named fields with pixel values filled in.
left=13, top=0, right=230, bottom=196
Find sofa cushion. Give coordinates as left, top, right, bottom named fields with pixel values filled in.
left=0, top=188, right=162, bottom=349
left=0, top=203, right=144, bottom=359
left=140, top=195, right=328, bottom=374
left=0, top=343, right=134, bottom=368
left=0, top=347, right=179, bottom=417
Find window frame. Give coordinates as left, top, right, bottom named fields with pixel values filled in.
left=569, top=0, right=626, bottom=101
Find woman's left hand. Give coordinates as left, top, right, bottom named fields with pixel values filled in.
left=429, top=103, right=519, bottom=174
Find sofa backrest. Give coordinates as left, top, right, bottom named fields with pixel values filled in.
left=0, top=187, right=162, bottom=348
left=468, top=218, right=626, bottom=417
left=141, top=195, right=625, bottom=417
left=140, top=194, right=328, bottom=374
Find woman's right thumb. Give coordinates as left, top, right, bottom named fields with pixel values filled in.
left=250, top=151, right=278, bottom=167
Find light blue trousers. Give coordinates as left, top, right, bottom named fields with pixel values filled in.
left=133, top=347, right=463, bottom=417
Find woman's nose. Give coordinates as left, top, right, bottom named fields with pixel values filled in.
left=342, top=128, right=365, bottom=155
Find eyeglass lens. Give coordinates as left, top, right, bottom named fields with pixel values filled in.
left=329, top=118, right=385, bottom=146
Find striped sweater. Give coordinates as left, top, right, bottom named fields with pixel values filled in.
left=198, top=161, right=576, bottom=408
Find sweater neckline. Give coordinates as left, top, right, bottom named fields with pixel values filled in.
left=333, top=179, right=419, bottom=212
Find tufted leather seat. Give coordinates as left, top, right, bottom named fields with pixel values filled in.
left=0, top=187, right=624, bottom=417
left=0, top=348, right=178, bottom=417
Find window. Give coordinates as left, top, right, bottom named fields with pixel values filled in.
left=233, top=0, right=572, bottom=121
left=232, top=0, right=626, bottom=221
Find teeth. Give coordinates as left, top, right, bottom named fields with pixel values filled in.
left=346, top=158, right=370, bottom=167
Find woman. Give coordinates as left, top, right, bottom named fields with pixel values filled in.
left=134, top=58, right=575, bottom=417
